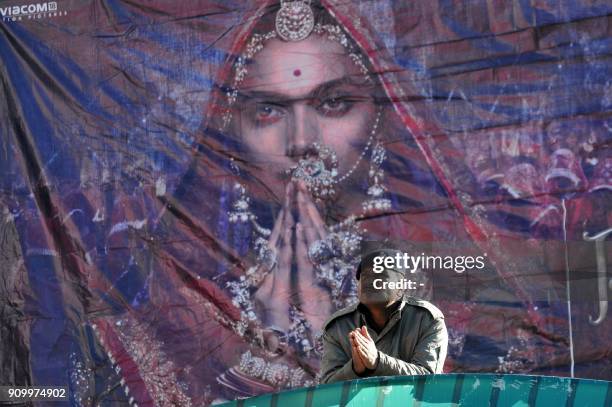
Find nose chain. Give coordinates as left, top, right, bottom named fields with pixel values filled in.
left=336, top=108, right=382, bottom=184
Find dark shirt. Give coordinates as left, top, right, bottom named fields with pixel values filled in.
left=357, top=299, right=403, bottom=335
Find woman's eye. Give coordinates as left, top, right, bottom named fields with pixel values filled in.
left=318, top=97, right=352, bottom=116
left=253, top=104, right=283, bottom=124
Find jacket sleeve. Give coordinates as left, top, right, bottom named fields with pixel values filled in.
left=319, top=330, right=360, bottom=384
left=373, top=315, right=448, bottom=376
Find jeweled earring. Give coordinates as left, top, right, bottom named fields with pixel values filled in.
left=362, top=139, right=392, bottom=213
left=227, top=183, right=277, bottom=280
left=228, top=183, right=254, bottom=224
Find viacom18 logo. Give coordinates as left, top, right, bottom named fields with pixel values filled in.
left=1, top=2, right=68, bottom=22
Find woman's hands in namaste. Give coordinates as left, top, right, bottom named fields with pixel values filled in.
left=253, top=180, right=332, bottom=333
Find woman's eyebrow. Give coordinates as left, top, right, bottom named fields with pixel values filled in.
left=237, top=75, right=372, bottom=104
left=236, top=89, right=290, bottom=104
left=311, top=76, right=372, bottom=99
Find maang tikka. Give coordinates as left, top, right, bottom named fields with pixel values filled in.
left=275, top=0, right=315, bottom=42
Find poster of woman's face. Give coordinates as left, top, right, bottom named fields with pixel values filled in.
left=233, top=35, right=378, bottom=195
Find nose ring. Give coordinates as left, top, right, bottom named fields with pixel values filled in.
left=287, top=143, right=339, bottom=201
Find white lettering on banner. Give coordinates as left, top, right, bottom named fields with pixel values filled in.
left=1, top=2, right=63, bottom=20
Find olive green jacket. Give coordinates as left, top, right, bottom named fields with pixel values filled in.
left=319, top=296, right=448, bottom=384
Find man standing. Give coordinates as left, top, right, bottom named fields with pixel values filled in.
left=319, top=250, right=448, bottom=383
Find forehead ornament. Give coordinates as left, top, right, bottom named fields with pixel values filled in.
left=275, top=0, right=315, bottom=42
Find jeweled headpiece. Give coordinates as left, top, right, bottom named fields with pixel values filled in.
left=275, top=0, right=315, bottom=42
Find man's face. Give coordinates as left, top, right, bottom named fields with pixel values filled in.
left=358, top=266, right=403, bottom=307
left=233, top=34, right=377, bottom=199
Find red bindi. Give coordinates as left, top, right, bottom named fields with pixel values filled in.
left=293, top=69, right=301, bottom=77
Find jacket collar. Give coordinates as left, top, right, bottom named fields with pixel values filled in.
left=356, top=298, right=405, bottom=340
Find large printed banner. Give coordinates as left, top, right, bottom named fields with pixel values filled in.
left=1, top=0, right=611, bottom=405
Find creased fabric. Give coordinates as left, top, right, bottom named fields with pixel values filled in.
left=1, top=1, right=611, bottom=406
